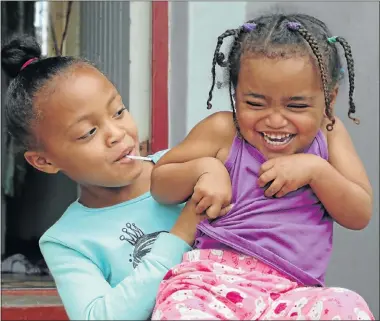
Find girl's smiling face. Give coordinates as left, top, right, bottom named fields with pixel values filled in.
left=26, top=64, right=144, bottom=187
left=235, top=55, right=337, bottom=160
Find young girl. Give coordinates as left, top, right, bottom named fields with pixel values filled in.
left=150, top=13, right=374, bottom=320
left=1, top=35, right=213, bottom=320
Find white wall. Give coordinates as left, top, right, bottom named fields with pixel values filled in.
left=186, top=2, right=246, bottom=130
left=169, top=2, right=246, bottom=146
left=169, top=1, right=379, bottom=318
left=129, top=1, right=151, bottom=143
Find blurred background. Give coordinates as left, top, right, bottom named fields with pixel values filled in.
left=1, top=1, right=378, bottom=319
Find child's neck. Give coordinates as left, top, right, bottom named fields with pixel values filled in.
left=78, top=162, right=153, bottom=209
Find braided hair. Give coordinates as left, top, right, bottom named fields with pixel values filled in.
left=206, top=13, right=359, bottom=131
left=335, top=37, right=359, bottom=124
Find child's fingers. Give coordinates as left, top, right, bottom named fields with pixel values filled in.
left=275, top=183, right=294, bottom=198
left=205, top=203, right=223, bottom=219
left=195, top=196, right=211, bottom=214
left=191, top=189, right=203, bottom=204
left=258, top=167, right=277, bottom=188
left=219, top=204, right=234, bottom=216
left=259, top=159, right=275, bottom=176
left=264, top=178, right=285, bottom=197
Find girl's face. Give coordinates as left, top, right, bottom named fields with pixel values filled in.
left=235, top=55, right=336, bottom=160
left=26, top=65, right=143, bottom=188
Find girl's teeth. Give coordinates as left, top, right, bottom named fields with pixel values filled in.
left=262, top=133, right=293, bottom=146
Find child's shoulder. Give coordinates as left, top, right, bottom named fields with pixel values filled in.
left=207, top=111, right=236, bottom=133
left=321, top=116, right=349, bottom=145
left=195, top=111, right=237, bottom=144
left=39, top=195, right=178, bottom=252
left=40, top=192, right=182, bottom=242
left=38, top=196, right=150, bottom=242
left=39, top=201, right=83, bottom=248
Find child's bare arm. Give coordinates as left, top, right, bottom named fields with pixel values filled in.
left=311, top=117, right=373, bottom=229
left=151, top=111, right=235, bottom=207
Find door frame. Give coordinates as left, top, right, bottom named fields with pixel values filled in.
left=151, top=1, right=169, bottom=153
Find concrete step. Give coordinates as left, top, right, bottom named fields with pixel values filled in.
left=1, top=289, right=68, bottom=320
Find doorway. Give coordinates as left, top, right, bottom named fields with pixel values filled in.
left=1, top=1, right=78, bottom=290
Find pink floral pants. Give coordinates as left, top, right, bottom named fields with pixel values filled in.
left=152, top=249, right=374, bottom=320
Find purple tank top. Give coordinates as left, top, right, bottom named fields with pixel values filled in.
left=195, top=130, right=333, bottom=286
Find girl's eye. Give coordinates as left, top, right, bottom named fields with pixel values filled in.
left=246, top=101, right=264, bottom=108
left=288, top=104, right=309, bottom=109
left=78, top=128, right=97, bottom=140
left=114, top=106, right=127, bottom=118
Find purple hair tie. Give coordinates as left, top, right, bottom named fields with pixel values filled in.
left=242, top=22, right=257, bottom=32
left=286, top=22, right=301, bottom=30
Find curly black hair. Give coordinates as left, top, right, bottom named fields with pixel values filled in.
left=206, top=13, right=358, bottom=131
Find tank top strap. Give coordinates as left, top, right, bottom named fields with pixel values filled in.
left=224, top=134, right=243, bottom=171
left=306, top=129, right=329, bottom=160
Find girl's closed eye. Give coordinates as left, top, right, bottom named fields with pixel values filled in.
left=287, top=104, right=310, bottom=109
left=78, top=128, right=97, bottom=140
left=246, top=101, right=265, bottom=108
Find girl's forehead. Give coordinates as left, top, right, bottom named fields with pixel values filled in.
left=241, top=54, right=313, bottom=70
left=35, top=67, right=116, bottom=125
left=41, top=67, right=112, bottom=106
left=239, top=55, right=321, bottom=89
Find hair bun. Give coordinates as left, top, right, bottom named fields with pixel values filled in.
left=1, top=35, right=42, bottom=79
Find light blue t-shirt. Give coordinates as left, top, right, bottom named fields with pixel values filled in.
left=39, top=151, right=191, bottom=320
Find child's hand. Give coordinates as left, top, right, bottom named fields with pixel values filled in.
left=170, top=200, right=206, bottom=245
left=258, top=154, right=323, bottom=198
left=171, top=199, right=232, bottom=245
left=192, top=165, right=233, bottom=219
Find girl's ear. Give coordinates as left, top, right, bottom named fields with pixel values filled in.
left=24, top=151, right=60, bottom=174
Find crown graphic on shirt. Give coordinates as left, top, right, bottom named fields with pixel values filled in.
left=120, top=223, right=145, bottom=245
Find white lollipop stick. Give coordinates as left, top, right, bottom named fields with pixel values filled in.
left=125, top=155, right=153, bottom=162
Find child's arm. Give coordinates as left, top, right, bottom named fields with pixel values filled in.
left=39, top=202, right=202, bottom=320
left=151, top=112, right=235, bottom=210
left=40, top=234, right=189, bottom=320
left=310, top=117, right=373, bottom=230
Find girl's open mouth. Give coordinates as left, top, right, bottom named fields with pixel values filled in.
left=259, top=132, right=296, bottom=149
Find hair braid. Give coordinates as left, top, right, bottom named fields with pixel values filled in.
left=207, top=29, right=240, bottom=109
left=295, top=26, right=335, bottom=131
left=227, top=29, right=246, bottom=129
left=335, top=37, right=359, bottom=124
left=228, top=75, right=240, bottom=134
